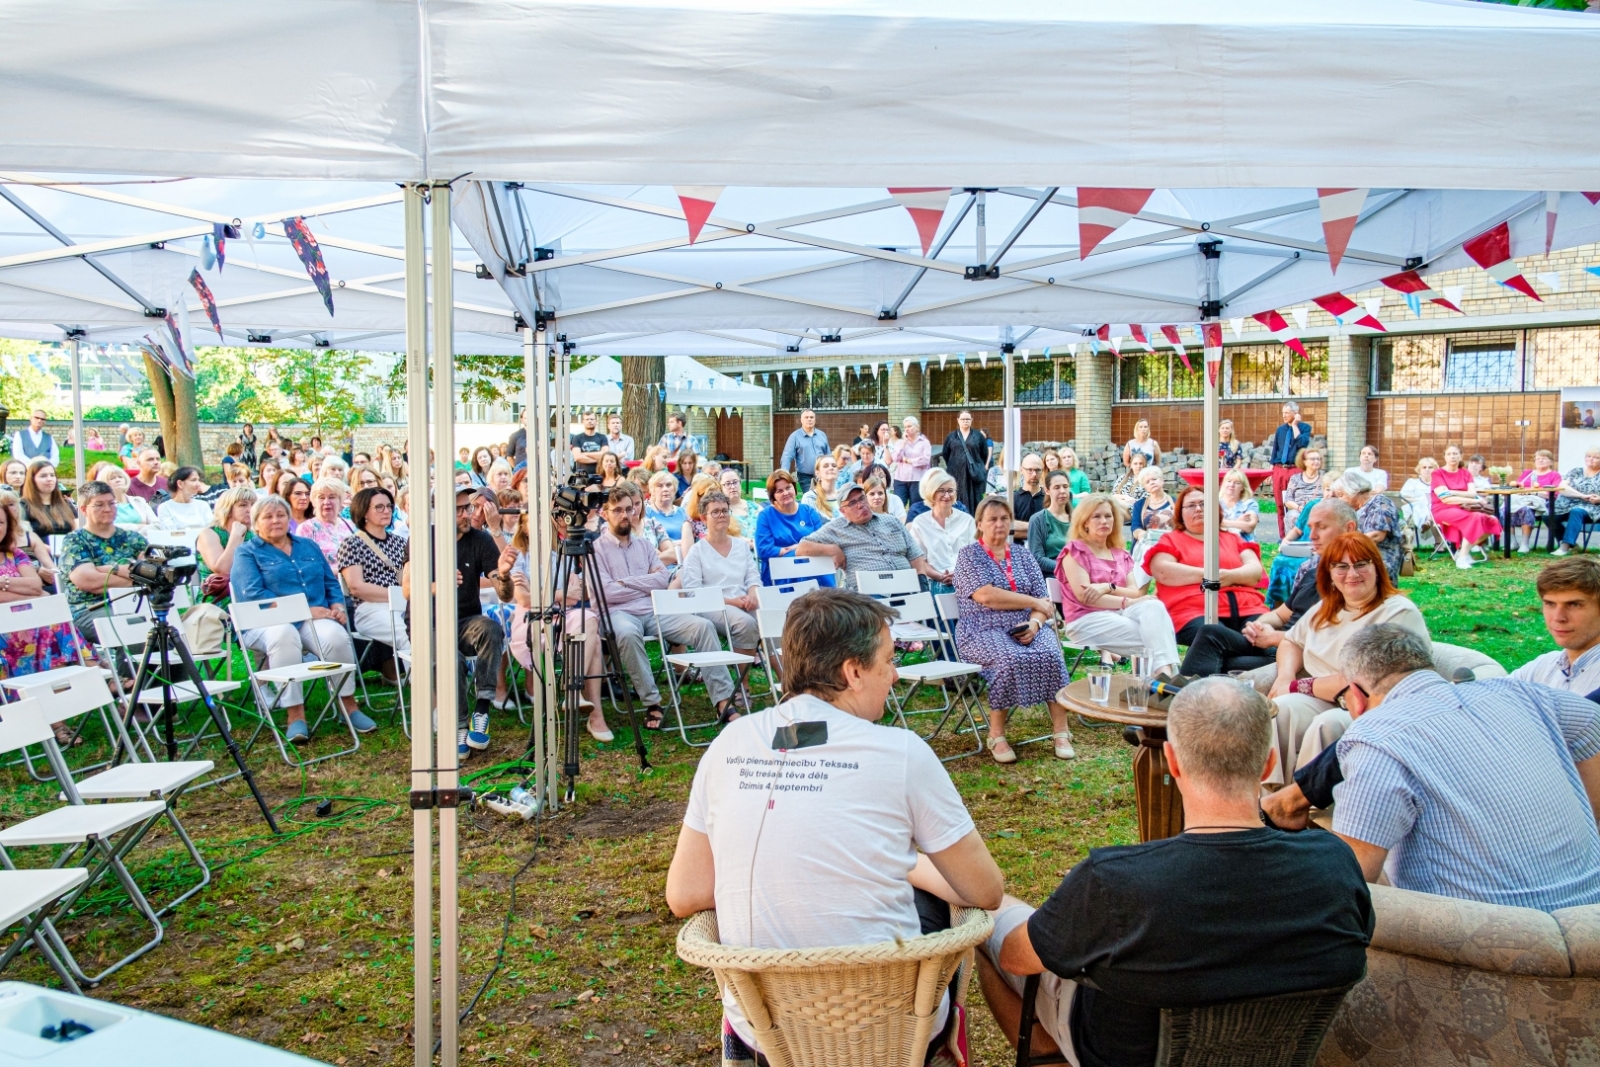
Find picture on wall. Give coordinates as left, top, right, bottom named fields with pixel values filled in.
left=1558, top=387, right=1600, bottom=473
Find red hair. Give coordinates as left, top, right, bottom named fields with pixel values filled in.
left=1311, top=532, right=1398, bottom=629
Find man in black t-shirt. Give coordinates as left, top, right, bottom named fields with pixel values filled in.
left=569, top=410, right=609, bottom=470
left=977, top=678, right=1372, bottom=1067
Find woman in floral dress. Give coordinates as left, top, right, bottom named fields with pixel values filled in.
left=0, top=499, right=86, bottom=742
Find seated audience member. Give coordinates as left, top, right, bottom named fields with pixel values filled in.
left=1147, top=485, right=1266, bottom=647
left=59, top=480, right=147, bottom=641
left=1058, top=447, right=1092, bottom=497
left=276, top=471, right=314, bottom=525
left=1110, top=452, right=1148, bottom=507
left=1398, top=456, right=1438, bottom=542
left=862, top=474, right=905, bottom=525
left=753, top=470, right=830, bottom=586
left=800, top=454, right=840, bottom=520
left=296, top=478, right=356, bottom=568
left=591, top=486, right=739, bottom=728
left=1432, top=444, right=1502, bottom=569
left=0, top=498, right=86, bottom=745
left=718, top=467, right=761, bottom=532
left=20, top=460, right=78, bottom=543
left=1282, top=447, right=1325, bottom=533
left=125, top=447, right=168, bottom=503
left=978, top=677, right=1372, bottom=1065
left=156, top=466, right=213, bottom=531
left=1128, top=467, right=1173, bottom=557
left=645, top=470, right=688, bottom=555
left=505, top=513, right=608, bottom=738
left=908, top=469, right=973, bottom=596
left=1181, top=500, right=1358, bottom=678
left=1266, top=533, right=1429, bottom=785
left=0, top=458, right=25, bottom=498
left=676, top=489, right=761, bottom=670
left=1056, top=494, right=1180, bottom=678
left=666, top=588, right=1004, bottom=1060
left=955, top=497, right=1075, bottom=764
left=1011, top=452, right=1047, bottom=535
left=495, top=489, right=522, bottom=541
left=1216, top=419, right=1244, bottom=470
left=1341, top=472, right=1404, bottom=584
left=677, top=475, right=735, bottom=560
left=798, top=483, right=941, bottom=592
left=225, top=462, right=255, bottom=490
left=1330, top=625, right=1600, bottom=910
left=336, top=486, right=410, bottom=662
left=1025, top=470, right=1074, bottom=579
left=1219, top=468, right=1259, bottom=543
left=231, top=495, right=373, bottom=743
left=1345, top=444, right=1389, bottom=494
left=1514, top=557, right=1600, bottom=694
left=1553, top=446, right=1600, bottom=557
left=1510, top=449, right=1561, bottom=555
left=674, top=450, right=702, bottom=501
left=195, top=486, right=256, bottom=604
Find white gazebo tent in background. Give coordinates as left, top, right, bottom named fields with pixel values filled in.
left=5, top=2, right=1600, bottom=1065
left=566, top=353, right=771, bottom=411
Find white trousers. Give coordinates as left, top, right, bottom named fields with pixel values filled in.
left=242, top=618, right=357, bottom=706
left=353, top=600, right=411, bottom=656
left=1060, top=598, right=1181, bottom=673
left=1267, top=694, right=1351, bottom=786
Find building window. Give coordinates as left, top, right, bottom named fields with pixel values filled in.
left=1172, top=355, right=1205, bottom=400
left=844, top=369, right=888, bottom=407
left=926, top=364, right=965, bottom=406
left=1288, top=345, right=1329, bottom=397
left=1226, top=345, right=1284, bottom=398
left=1116, top=353, right=1164, bottom=401
left=967, top=364, right=1004, bottom=404
left=1526, top=326, right=1600, bottom=389
left=1372, top=336, right=1446, bottom=394
left=1444, top=340, right=1519, bottom=392
left=1015, top=359, right=1054, bottom=404
left=1056, top=357, right=1076, bottom=401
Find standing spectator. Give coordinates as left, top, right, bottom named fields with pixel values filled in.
left=779, top=409, right=830, bottom=493
left=11, top=409, right=60, bottom=467
left=1217, top=419, right=1244, bottom=470
left=569, top=410, right=608, bottom=470
left=604, top=413, right=635, bottom=462
left=658, top=411, right=689, bottom=463
left=1345, top=472, right=1404, bottom=583
left=754, top=470, right=830, bottom=586
left=1011, top=452, right=1047, bottom=534
left=84, top=428, right=105, bottom=452
left=853, top=422, right=874, bottom=446
left=1268, top=401, right=1312, bottom=537
left=1121, top=418, right=1161, bottom=469
left=59, top=481, right=147, bottom=641
left=1511, top=449, right=1562, bottom=554
left=1056, top=494, right=1182, bottom=677
left=156, top=466, right=215, bottom=532
left=1344, top=444, right=1389, bottom=494
left=798, top=483, right=941, bottom=591
left=1219, top=468, right=1260, bottom=543
left=1431, top=444, right=1502, bottom=569
left=872, top=420, right=894, bottom=466
left=19, top=460, right=78, bottom=541
left=1282, top=446, right=1325, bottom=533
left=1025, top=470, right=1074, bottom=579
left=1553, top=446, right=1600, bottom=556
left=942, top=410, right=991, bottom=514
left=1058, top=447, right=1092, bottom=497
left=238, top=422, right=258, bottom=469
left=125, top=447, right=168, bottom=503
left=890, top=417, right=932, bottom=505
left=955, top=496, right=1075, bottom=763
left=908, top=469, right=972, bottom=595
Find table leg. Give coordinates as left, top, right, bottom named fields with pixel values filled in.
left=1131, top=726, right=1184, bottom=842
left=1503, top=493, right=1512, bottom=559
left=1547, top=491, right=1561, bottom=554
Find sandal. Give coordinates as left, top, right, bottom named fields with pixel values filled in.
left=641, top=705, right=665, bottom=731
left=716, top=699, right=742, bottom=727
left=1052, top=732, right=1077, bottom=760
left=51, top=722, right=81, bottom=748
left=987, top=735, right=1017, bottom=764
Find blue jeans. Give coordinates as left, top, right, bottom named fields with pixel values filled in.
left=1559, top=508, right=1596, bottom=547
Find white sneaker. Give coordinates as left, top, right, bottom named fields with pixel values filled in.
left=1455, top=549, right=1474, bottom=570
left=1553, top=545, right=1573, bottom=557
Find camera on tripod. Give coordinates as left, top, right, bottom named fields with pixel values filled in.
left=551, top=469, right=607, bottom=525
left=127, top=545, right=198, bottom=606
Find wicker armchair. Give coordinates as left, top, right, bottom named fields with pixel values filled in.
left=676, top=906, right=994, bottom=1067
left=1016, top=973, right=1357, bottom=1067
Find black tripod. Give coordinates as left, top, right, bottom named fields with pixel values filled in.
left=113, top=587, right=280, bottom=834
left=529, top=520, right=650, bottom=802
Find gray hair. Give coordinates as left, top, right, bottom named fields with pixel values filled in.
left=1282, top=401, right=1300, bottom=413
left=1167, top=678, right=1275, bottom=794
left=250, top=494, right=293, bottom=526
left=1311, top=498, right=1359, bottom=527
left=1337, top=471, right=1372, bottom=497
left=1342, top=624, right=1435, bottom=688
left=76, top=480, right=113, bottom=505
left=919, top=467, right=957, bottom=505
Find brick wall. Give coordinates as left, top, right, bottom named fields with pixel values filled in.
left=1367, top=393, right=1558, bottom=476
left=770, top=411, right=883, bottom=470
left=742, top=408, right=772, bottom=482
left=1324, top=333, right=1368, bottom=473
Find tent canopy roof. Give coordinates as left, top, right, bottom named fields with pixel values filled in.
left=571, top=354, right=771, bottom=407
left=3, top=0, right=1598, bottom=188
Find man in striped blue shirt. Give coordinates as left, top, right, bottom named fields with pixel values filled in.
left=1333, top=624, right=1600, bottom=912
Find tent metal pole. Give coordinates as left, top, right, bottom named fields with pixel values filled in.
left=526, top=323, right=559, bottom=810
left=974, top=190, right=987, bottom=267
left=556, top=341, right=571, bottom=482
left=68, top=337, right=85, bottom=486
left=431, top=181, right=461, bottom=1067
left=402, top=183, right=435, bottom=1067
left=1002, top=347, right=1016, bottom=491
left=1200, top=240, right=1223, bottom=626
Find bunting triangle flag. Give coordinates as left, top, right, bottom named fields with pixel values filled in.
left=1096, top=323, right=1110, bottom=341
left=1316, top=188, right=1367, bottom=274
left=902, top=358, right=911, bottom=374
left=1129, top=324, right=1152, bottom=351
left=886, top=188, right=953, bottom=256
left=1381, top=270, right=1463, bottom=312
left=674, top=185, right=725, bottom=243
left=1066, top=342, right=1078, bottom=356
left=1585, top=193, right=1600, bottom=206
left=1202, top=323, right=1223, bottom=388
left=1229, top=317, right=1245, bottom=339
left=1253, top=310, right=1308, bottom=358
left=1546, top=191, right=1563, bottom=256
left=1463, top=221, right=1541, bottom=301
left=1311, top=292, right=1386, bottom=332
left=1077, top=188, right=1154, bottom=258
left=1160, top=326, right=1191, bottom=370
left=188, top=268, right=223, bottom=338
left=1108, top=335, right=1122, bottom=355
left=1290, top=307, right=1309, bottom=331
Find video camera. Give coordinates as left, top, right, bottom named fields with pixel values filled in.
left=551, top=469, right=607, bottom=525
left=127, top=544, right=198, bottom=606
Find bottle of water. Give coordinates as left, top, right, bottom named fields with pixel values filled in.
left=508, top=785, right=532, bottom=807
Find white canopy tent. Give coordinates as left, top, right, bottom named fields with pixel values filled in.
left=6, top=4, right=1600, bottom=1067
left=569, top=354, right=771, bottom=408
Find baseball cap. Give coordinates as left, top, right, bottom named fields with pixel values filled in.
left=455, top=485, right=497, bottom=505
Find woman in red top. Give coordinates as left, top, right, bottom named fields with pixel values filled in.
left=1146, top=484, right=1267, bottom=646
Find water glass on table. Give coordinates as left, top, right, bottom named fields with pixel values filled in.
left=1088, top=663, right=1112, bottom=705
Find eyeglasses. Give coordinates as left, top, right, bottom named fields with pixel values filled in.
left=1329, top=560, right=1375, bottom=576
left=1336, top=682, right=1368, bottom=711
left=703, top=508, right=730, bottom=518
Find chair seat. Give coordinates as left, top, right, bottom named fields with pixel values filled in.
left=666, top=651, right=756, bottom=669
left=0, top=664, right=104, bottom=692
left=255, top=661, right=355, bottom=684
left=74, top=760, right=215, bottom=800
left=891, top=622, right=943, bottom=642
left=0, top=868, right=89, bottom=929
left=135, top=679, right=244, bottom=704
left=896, top=661, right=981, bottom=682
left=0, top=800, right=168, bottom=846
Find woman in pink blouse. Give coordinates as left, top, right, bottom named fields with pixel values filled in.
left=1510, top=448, right=1561, bottom=553
left=889, top=416, right=932, bottom=506
left=1431, top=444, right=1502, bottom=569
left=1054, top=494, right=1181, bottom=676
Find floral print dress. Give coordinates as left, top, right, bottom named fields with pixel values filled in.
left=0, top=551, right=86, bottom=678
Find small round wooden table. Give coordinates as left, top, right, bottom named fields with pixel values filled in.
left=1056, top=676, right=1185, bottom=842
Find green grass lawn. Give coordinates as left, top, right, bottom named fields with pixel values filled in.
left=0, top=546, right=1562, bottom=1066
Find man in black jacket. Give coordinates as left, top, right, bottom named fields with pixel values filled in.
left=941, top=410, right=989, bottom=513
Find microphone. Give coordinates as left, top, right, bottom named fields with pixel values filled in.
left=1450, top=667, right=1476, bottom=684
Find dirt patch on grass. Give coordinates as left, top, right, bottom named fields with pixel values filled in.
left=564, top=798, right=682, bottom=839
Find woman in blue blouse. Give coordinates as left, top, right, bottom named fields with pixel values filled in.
left=231, top=494, right=372, bottom=744
left=753, top=470, right=833, bottom=586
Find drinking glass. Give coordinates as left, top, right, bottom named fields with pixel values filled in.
left=1088, top=664, right=1112, bottom=705
left=1130, top=649, right=1153, bottom=682
left=1126, top=680, right=1150, bottom=713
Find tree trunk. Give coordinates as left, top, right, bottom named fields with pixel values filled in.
left=169, top=370, right=205, bottom=468
left=142, top=352, right=176, bottom=451
left=621, top=356, right=665, bottom=455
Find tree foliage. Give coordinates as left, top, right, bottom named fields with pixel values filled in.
left=0, top=341, right=61, bottom=418
left=251, top=346, right=376, bottom=438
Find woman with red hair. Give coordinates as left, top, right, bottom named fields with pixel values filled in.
left=1266, top=532, right=1429, bottom=784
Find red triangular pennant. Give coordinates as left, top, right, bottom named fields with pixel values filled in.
left=1584, top=192, right=1600, bottom=206
left=1316, top=188, right=1367, bottom=274
left=1253, top=310, right=1309, bottom=359
left=887, top=188, right=952, bottom=256
left=1463, top=221, right=1541, bottom=302
left=1096, top=323, right=1110, bottom=341
left=674, top=185, right=725, bottom=244
left=1381, top=270, right=1463, bottom=313
left=1077, top=188, right=1153, bottom=259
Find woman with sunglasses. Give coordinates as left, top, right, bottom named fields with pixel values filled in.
left=1266, top=532, right=1429, bottom=786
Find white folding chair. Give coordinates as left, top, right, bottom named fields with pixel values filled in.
left=0, top=595, right=104, bottom=780
left=937, top=591, right=1064, bottom=754
left=856, top=569, right=922, bottom=598
left=0, top=696, right=167, bottom=985
left=346, top=582, right=410, bottom=730
left=229, top=594, right=361, bottom=767
left=1046, top=576, right=1104, bottom=682
left=650, top=587, right=757, bottom=747
left=768, top=554, right=837, bottom=587
left=0, top=868, right=90, bottom=993
left=881, top=592, right=985, bottom=761
left=756, top=579, right=818, bottom=611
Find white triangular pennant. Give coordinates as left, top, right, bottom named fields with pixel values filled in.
left=1229, top=317, right=1245, bottom=338
left=1290, top=307, right=1310, bottom=331
left=1538, top=271, right=1564, bottom=293
left=1363, top=297, right=1384, bottom=320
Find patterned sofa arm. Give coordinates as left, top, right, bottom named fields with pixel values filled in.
left=1368, top=884, right=1572, bottom=977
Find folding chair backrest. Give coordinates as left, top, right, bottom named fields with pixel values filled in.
left=0, top=695, right=52, bottom=754
left=145, top=527, right=200, bottom=551
left=0, top=594, right=72, bottom=635
left=13, top=669, right=116, bottom=723
left=881, top=591, right=939, bottom=626
left=109, top=587, right=148, bottom=616
left=757, top=608, right=788, bottom=642
left=94, top=612, right=155, bottom=650
left=769, top=554, right=835, bottom=585
left=756, top=580, right=817, bottom=612
left=651, top=586, right=729, bottom=617
left=230, top=593, right=312, bottom=631
left=934, top=591, right=961, bottom=623
left=1046, top=577, right=1064, bottom=605
left=388, top=585, right=408, bottom=612
left=856, top=569, right=921, bottom=598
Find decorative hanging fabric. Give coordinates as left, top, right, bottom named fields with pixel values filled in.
left=1077, top=188, right=1153, bottom=258
left=1202, top=322, right=1224, bottom=388
left=1129, top=324, right=1152, bottom=351
left=213, top=222, right=238, bottom=271
left=1381, top=270, right=1463, bottom=312
left=1160, top=325, right=1191, bottom=370
left=1463, top=221, right=1541, bottom=301
left=282, top=216, right=334, bottom=315
left=189, top=269, right=223, bottom=338
left=1312, top=292, right=1385, bottom=331
left=674, top=186, right=725, bottom=244
left=1229, top=317, right=1245, bottom=339
left=1253, top=310, right=1308, bottom=358
left=1316, top=188, right=1367, bottom=274
left=886, top=188, right=953, bottom=256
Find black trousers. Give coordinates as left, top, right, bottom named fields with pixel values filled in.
left=1179, top=621, right=1276, bottom=677
left=956, top=476, right=987, bottom=515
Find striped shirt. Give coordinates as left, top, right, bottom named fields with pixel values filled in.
left=1334, top=672, right=1600, bottom=912
left=1511, top=644, right=1600, bottom=696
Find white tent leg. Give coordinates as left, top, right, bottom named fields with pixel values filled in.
left=431, top=180, right=461, bottom=1067
left=68, top=336, right=85, bottom=486
left=403, top=182, right=435, bottom=1067
left=1200, top=240, right=1223, bottom=626
left=531, top=323, right=560, bottom=808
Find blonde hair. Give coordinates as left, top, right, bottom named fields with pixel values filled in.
left=919, top=468, right=957, bottom=505
left=684, top=475, right=742, bottom=537
left=647, top=469, right=679, bottom=495
left=1221, top=468, right=1251, bottom=501
left=1067, top=492, right=1128, bottom=547
left=310, top=477, right=346, bottom=504
left=212, top=486, right=259, bottom=527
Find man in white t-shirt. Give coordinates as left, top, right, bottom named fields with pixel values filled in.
left=666, top=588, right=1003, bottom=1057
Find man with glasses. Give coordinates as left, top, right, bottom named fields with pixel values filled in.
left=11, top=408, right=60, bottom=466
left=1011, top=453, right=1047, bottom=537
left=797, top=483, right=942, bottom=591
left=59, top=481, right=147, bottom=644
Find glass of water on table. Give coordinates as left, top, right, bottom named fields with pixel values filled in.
left=1126, top=649, right=1153, bottom=712
left=1088, top=661, right=1112, bottom=705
